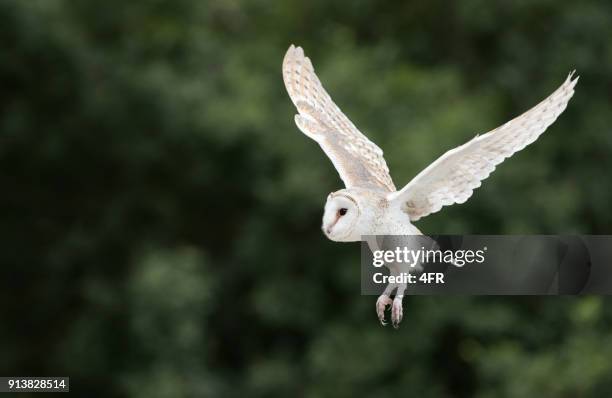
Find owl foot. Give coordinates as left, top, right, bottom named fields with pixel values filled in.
left=376, top=294, right=393, bottom=325
left=391, top=296, right=403, bottom=329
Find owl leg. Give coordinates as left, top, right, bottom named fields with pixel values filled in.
left=376, top=268, right=399, bottom=326
left=391, top=283, right=407, bottom=329
left=376, top=287, right=394, bottom=326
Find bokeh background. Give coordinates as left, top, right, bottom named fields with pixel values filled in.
left=2, top=0, right=612, bottom=396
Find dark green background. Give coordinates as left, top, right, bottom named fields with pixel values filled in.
left=1, top=0, right=612, bottom=396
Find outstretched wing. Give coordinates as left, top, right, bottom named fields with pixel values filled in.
left=388, top=72, right=579, bottom=221
left=283, top=45, right=396, bottom=192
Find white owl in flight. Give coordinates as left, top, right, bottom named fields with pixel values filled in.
left=282, top=44, right=578, bottom=327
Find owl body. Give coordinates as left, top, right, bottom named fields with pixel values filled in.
left=282, top=44, right=577, bottom=327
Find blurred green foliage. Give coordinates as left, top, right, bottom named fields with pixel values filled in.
left=1, top=0, right=612, bottom=397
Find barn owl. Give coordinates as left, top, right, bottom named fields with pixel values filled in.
left=282, top=44, right=578, bottom=327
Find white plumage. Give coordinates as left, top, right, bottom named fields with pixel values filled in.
left=388, top=71, right=578, bottom=221
left=283, top=45, right=396, bottom=192
left=282, top=44, right=578, bottom=327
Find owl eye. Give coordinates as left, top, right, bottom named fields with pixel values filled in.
left=338, top=208, right=348, bottom=216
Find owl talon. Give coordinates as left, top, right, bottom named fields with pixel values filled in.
left=376, top=294, right=393, bottom=326
left=392, top=297, right=403, bottom=328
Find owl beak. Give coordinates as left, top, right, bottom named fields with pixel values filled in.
left=322, top=220, right=336, bottom=236
left=323, top=214, right=340, bottom=236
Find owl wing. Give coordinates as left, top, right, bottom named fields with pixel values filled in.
left=388, top=72, right=578, bottom=221
left=283, top=45, right=396, bottom=192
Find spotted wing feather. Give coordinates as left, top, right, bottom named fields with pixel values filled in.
left=283, top=45, right=396, bottom=192
left=389, top=73, right=578, bottom=221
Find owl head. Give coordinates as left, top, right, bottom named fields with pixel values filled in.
left=322, top=188, right=384, bottom=242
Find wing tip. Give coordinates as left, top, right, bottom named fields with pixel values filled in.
left=567, top=69, right=580, bottom=85
left=284, top=44, right=301, bottom=62
left=283, top=44, right=308, bottom=93
left=284, top=44, right=295, bottom=62
left=283, top=44, right=307, bottom=70
left=286, top=43, right=300, bottom=53
left=289, top=44, right=304, bottom=56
